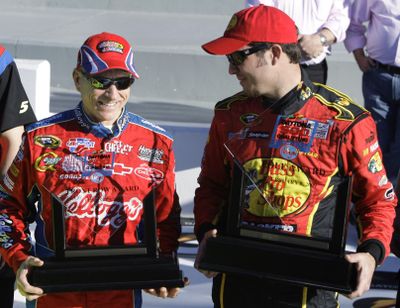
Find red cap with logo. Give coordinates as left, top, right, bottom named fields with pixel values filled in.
left=76, top=32, right=139, bottom=78
left=202, top=5, right=298, bottom=55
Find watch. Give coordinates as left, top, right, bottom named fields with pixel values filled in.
left=319, top=33, right=328, bottom=46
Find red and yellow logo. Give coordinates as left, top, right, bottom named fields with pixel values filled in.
left=243, top=157, right=311, bottom=217
left=34, top=152, right=61, bottom=172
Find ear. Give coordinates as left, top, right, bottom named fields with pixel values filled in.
left=270, top=45, right=283, bottom=65
left=72, top=68, right=82, bottom=92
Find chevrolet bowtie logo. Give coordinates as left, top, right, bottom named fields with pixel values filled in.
left=104, top=163, right=133, bottom=175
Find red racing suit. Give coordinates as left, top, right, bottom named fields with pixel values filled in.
left=0, top=102, right=181, bottom=308
left=194, top=78, right=397, bottom=307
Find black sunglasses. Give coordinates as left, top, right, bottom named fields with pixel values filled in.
left=83, top=73, right=135, bottom=90
left=227, top=44, right=270, bottom=66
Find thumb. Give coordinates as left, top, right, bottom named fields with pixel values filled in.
left=204, top=229, right=218, bottom=240
left=27, top=257, right=44, bottom=267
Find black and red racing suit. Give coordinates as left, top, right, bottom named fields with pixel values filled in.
left=194, top=77, right=397, bottom=307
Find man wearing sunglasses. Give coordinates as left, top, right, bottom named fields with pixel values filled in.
left=0, top=32, right=183, bottom=307
left=194, top=5, right=396, bottom=307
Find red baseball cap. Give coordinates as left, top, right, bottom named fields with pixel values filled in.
left=202, top=5, right=298, bottom=55
left=76, top=32, right=139, bottom=78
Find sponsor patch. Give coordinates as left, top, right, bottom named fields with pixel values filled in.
left=34, top=152, right=61, bottom=172
left=225, top=14, right=238, bottom=32
left=34, top=135, right=62, bottom=149
left=370, top=141, right=379, bottom=153
left=385, top=186, right=394, bottom=201
left=82, top=151, right=115, bottom=178
left=279, top=144, right=298, bottom=160
left=378, top=175, right=388, bottom=187
left=299, top=86, right=312, bottom=101
left=385, top=187, right=395, bottom=200
left=242, top=157, right=311, bottom=217
left=270, top=116, right=318, bottom=152
left=62, top=155, right=84, bottom=173
left=240, top=113, right=259, bottom=125
left=58, top=187, right=143, bottom=229
left=140, top=119, right=166, bottom=132
left=314, top=122, right=330, bottom=140
left=59, top=174, right=83, bottom=181
left=97, top=40, right=124, bottom=54
left=105, top=140, right=133, bottom=155
left=0, top=214, right=14, bottom=249
left=241, top=221, right=297, bottom=232
left=245, top=131, right=270, bottom=139
left=90, top=172, right=105, bottom=184
left=111, top=163, right=133, bottom=176
left=66, top=138, right=95, bottom=153
left=368, top=152, right=383, bottom=173
left=134, top=163, right=164, bottom=185
left=137, top=145, right=164, bottom=164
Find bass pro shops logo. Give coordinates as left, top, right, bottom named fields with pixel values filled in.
left=243, top=157, right=310, bottom=217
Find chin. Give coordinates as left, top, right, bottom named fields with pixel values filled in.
left=243, top=88, right=259, bottom=98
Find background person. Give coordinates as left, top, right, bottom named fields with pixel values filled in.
left=245, top=0, right=351, bottom=84
left=0, top=45, right=37, bottom=308
left=194, top=5, right=396, bottom=307
left=344, top=0, right=400, bottom=185
left=0, top=32, right=182, bottom=308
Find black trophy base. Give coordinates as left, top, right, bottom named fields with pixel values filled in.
left=199, top=236, right=357, bottom=293
left=28, top=255, right=184, bottom=293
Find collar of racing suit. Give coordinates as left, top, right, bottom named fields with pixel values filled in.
left=261, top=71, right=316, bottom=116
left=74, top=101, right=130, bottom=138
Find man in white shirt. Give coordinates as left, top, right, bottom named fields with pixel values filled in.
left=246, top=0, right=350, bottom=84
left=344, top=0, right=400, bottom=185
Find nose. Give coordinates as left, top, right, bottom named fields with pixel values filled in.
left=228, top=63, right=238, bottom=75
left=104, top=84, right=119, bottom=98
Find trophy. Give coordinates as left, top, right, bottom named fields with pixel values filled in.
left=197, top=115, right=357, bottom=293
left=28, top=189, right=184, bottom=293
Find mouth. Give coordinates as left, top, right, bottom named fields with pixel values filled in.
left=97, top=101, right=118, bottom=108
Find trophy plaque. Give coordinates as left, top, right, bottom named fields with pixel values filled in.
left=198, top=120, right=357, bottom=293
left=28, top=190, right=184, bottom=293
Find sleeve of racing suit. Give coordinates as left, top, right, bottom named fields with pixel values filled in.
left=390, top=175, right=400, bottom=258
left=194, top=114, right=231, bottom=243
left=339, top=115, right=397, bottom=264
left=0, top=132, right=36, bottom=272
left=155, top=143, right=181, bottom=254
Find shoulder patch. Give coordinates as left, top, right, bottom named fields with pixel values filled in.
left=215, top=91, right=248, bottom=110
left=313, top=84, right=368, bottom=121
left=128, top=113, right=173, bottom=140
left=26, top=110, right=75, bottom=132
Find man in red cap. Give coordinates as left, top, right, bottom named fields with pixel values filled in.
left=194, top=5, right=396, bottom=307
left=0, top=32, right=183, bottom=307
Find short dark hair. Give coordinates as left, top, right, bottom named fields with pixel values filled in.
left=250, top=42, right=301, bottom=64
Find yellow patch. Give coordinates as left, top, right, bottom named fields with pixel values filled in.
left=34, top=152, right=60, bottom=172
left=368, top=152, right=383, bottom=174
left=243, top=158, right=311, bottom=217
